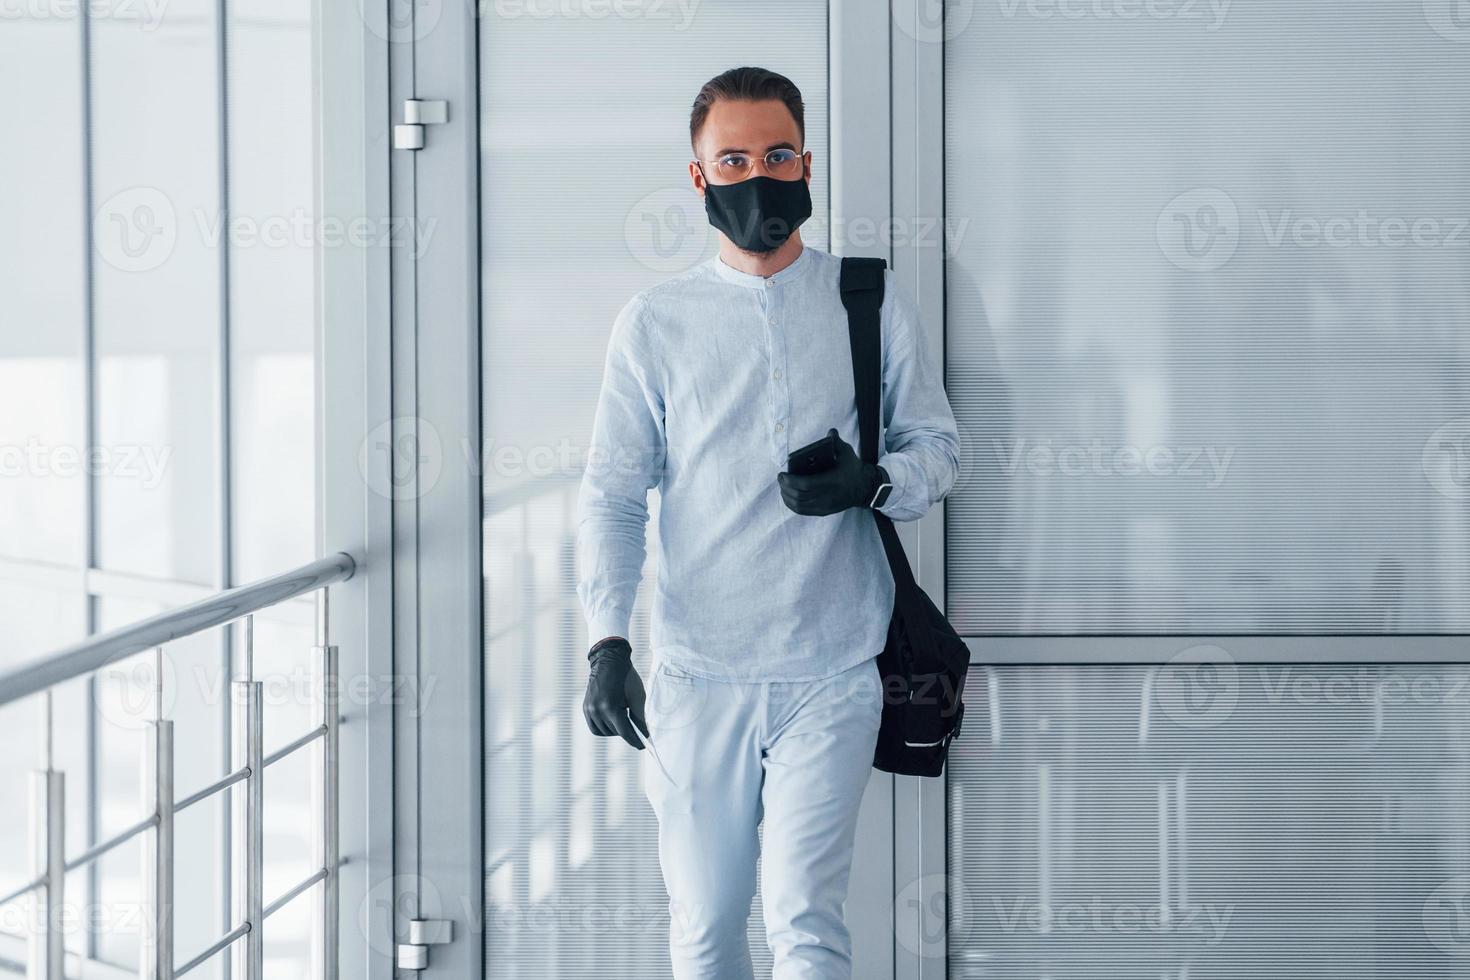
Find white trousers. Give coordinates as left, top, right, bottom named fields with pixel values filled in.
left=643, top=655, right=884, bottom=980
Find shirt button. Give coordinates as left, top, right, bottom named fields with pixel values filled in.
left=774, top=422, right=784, bottom=433
left=772, top=368, right=782, bottom=379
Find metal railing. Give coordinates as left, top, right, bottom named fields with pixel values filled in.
left=0, top=552, right=356, bottom=980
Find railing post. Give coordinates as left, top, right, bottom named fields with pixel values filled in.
left=313, top=587, right=340, bottom=980
left=26, top=768, right=65, bottom=980
left=231, top=677, right=263, bottom=980
left=140, top=718, right=174, bottom=980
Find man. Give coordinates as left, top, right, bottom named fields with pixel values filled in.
left=577, top=66, right=960, bottom=979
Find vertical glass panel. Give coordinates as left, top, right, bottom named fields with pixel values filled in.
left=174, top=796, right=227, bottom=980
left=94, top=822, right=145, bottom=967
left=228, top=0, right=318, bottom=583
left=263, top=880, right=322, bottom=980
left=92, top=0, right=221, bottom=585
left=0, top=14, right=86, bottom=565
left=948, top=663, right=1470, bottom=978
left=479, top=3, right=829, bottom=975
left=944, top=0, right=1470, bottom=634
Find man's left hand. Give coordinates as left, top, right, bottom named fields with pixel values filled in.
left=777, top=428, right=882, bottom=517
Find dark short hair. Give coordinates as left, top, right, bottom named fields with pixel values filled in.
left=689, top=67, right=805, bottom=151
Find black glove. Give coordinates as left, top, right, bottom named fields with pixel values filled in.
left=777, top=428, right=883, bottom=517
left=582, top=636, right=649, bottom=750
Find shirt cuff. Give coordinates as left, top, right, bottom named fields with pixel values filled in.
left=587, top=610, right=632, bottom=649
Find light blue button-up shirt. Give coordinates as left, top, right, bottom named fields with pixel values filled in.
left=576, top=245, right=960, bottom=683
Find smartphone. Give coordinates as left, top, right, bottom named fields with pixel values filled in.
left=787, top=431, right=840, bottom=476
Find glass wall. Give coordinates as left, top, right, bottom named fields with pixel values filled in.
left=478, top=3, right=829, bottom=975
left=943, top=2, right=1470, bottom=976
left=0, top=0, right=319, bottom=974
left=949, top=664, right=1470, bottom=978
left=944, top=0, right=1470, bottom=635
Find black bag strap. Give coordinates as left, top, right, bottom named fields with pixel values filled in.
left=839, top=257, right=932, bottom=648
left=839, top=257, right=887, bottom=467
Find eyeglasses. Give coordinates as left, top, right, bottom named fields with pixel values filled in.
left=695, top=147, right=804, bottom=184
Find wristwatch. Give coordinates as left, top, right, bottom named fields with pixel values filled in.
left=867, top=465, right=894, bottom=510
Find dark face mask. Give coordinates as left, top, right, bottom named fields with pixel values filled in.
left=702, top=175, right=812, bottom=253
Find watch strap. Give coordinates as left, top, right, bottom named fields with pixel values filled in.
left=868, top=465, right=893, bottom=510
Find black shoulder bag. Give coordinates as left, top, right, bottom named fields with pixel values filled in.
left=840, top=256, right=970, bottom=778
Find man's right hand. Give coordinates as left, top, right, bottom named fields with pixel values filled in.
left=582, top=636, right=649, bottom=750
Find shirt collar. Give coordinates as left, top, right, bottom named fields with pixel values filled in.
left=710, top=244, right=813, bottom=290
